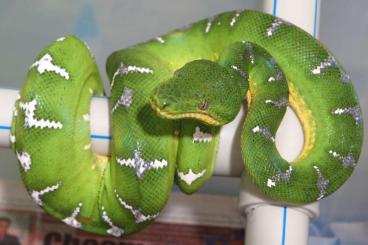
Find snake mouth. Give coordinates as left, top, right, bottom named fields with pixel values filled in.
left=150, top=96, right=221, bottom=126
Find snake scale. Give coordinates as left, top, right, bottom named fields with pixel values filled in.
left=10, top=10, right=363, bottom=236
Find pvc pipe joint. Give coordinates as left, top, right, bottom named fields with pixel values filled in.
left=239, top=174, right=319, bottom=245
left=238, top=0, right=322, bottom=244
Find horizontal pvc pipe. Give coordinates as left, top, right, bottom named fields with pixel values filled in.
left=0, top=89, right=18, bottom=148
left=1, top=87, right=303, bottom=177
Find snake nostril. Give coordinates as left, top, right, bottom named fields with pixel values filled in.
left=198, top=101, right=210, bottom=110
left=162, top=100, right=169, bottom=108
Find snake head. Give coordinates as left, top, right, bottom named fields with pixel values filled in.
left=150, top=59, right=244, bottom=126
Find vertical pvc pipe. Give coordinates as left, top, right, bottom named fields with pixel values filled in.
left=89, top=97, right=111, bottom=156
left=238, top=1, right=321, bottom=245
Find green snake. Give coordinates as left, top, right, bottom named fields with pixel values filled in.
left=10, top=10, right=363, bottom=236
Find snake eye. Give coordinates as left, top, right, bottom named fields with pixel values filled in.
left=198, top=101, right=210, bottom=110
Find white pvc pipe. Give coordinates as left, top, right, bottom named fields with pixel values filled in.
left=239, top=174, right=320, bottom=245
left=0, top=88, right=242, bottom=177
left=0, top=89, right=112, bottom=156
left=263, top=0, right=320, bottom=36
left=0, top=89, right=18, bottom=146
left=238, top=1, right=321, bottom=245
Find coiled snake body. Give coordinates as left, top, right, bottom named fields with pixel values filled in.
left=11, top=10, right=363, bottom=236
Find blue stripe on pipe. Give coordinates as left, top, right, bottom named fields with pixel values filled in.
left=91, top=134, right=112, bottom=140
left=282, top=206, right=288, bottom=245
left=273, top=0, right=278, bottom=16
left=0, top=125, right=112, bottom=140
left=313, top=0, right=319, bottom=37
left=0, top=125, right=11, bottom=130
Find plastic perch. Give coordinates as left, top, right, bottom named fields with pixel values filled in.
left=236, top=0, right=322, bottom=245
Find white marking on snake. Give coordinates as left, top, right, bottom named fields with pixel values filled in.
left=16, top=151, right=31, bottom=172
left=267, top=18, right=287, bottom=37
left=112, top=87, right=134, bottom=113
left=30, top=182, right=61, bottom=206
left=177, top=169, right=207, bottom=185
left=205, top=17, right=213, bottom=33
left=340, top=71, right=351, bottom=83
left=114, top=190, right=159, bottom=223
left=332, top=106, right=362, bottom=125
left=265, top=97, right=288, bottom=107
left=192, top=126, right=212, bottom=143
left=230, top=12, right=240, bottom=27
left=30, top=53, right=70, bottom=80
left=110, top=62, right=153, bottom=88
left=110, top=69, right=120, bottom=88
left=19, top=99, right=63, bottom=129
left=267, top=166, right=293, bottom=188
left=13, top=95, right=20, bottom=117
left=84, top=144, right=91, bottom=150
left=83, top=113, right=90, bottom=122
left=252, top=126, right=275, bottom=142
left=275, top=71, right=285, bottom=81
left=267, top=179, right=276, bottom=188
left=267, top=59, right=285, bottom=82
left=10, top=135, right=16, bottom=143
left=116, top=145, right=168, bottom=179
left=313, top=166, right=329, bottom=200
left=101, top=207, right=124, bottom=237
left=156, top=37, right=165, bottom=44
left=328, top=150, right=357, bottom=168
left=231, top=65, right=248, bottom=80
left=311, top=55, right=338, bottom=74
left=62, top=203, right=83, bottom=228
left=56, top=37, right=65, bottom=42
left=13, top=107, right=18, bottom=117
left=83, top=41, right=92, bottom=54
left=242, top=41, right=255, bottom=64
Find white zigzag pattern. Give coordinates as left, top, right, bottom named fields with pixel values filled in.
left=110, top=62, right=153, bottom=88
left=30, top=182, right=61, bottom=206
left=62, top=203, right=83, bottom=228
left=311, top=56, right=338, bottom=75
left=116, top=157, right=135, bottom=168
left=177, top=169, right=207, bottom=185
left=114, top=190, right=159, bottom=223
left=116, top=156, right=168, bottom=179
left=192, top=126, right=212, bottom=143
left=16, top=151, right=32, bottom=172
left=19, top=99, right=63, bottom=129
left=30, top=53, right=69, bottom=80
left=101, top=207, right=124, bottom=237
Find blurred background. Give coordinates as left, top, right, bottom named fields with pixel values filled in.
left=0, top=1, right=367, bottom=244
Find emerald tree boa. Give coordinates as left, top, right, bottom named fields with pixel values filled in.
left=10, top=10, right=363, bottom=236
